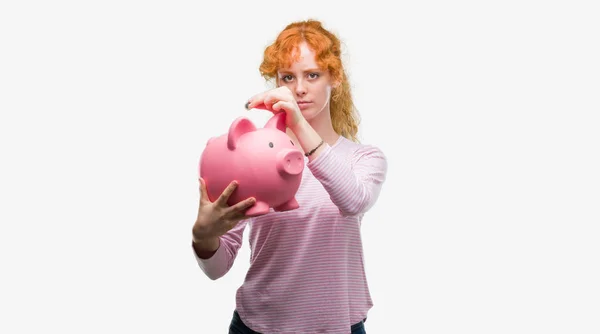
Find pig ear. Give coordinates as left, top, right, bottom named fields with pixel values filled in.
left=264, top=112, right=286, bottom=132
left=227, top=117, right=256, bottom=150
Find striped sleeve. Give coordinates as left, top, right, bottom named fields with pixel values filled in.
left=193, top=219, right=249, bottom=280
left=307, top=143, right=388, bottom=216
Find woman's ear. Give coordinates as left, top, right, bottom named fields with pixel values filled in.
left=332, top=80, right=341, bottom=89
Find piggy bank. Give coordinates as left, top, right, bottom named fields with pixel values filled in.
left=198, top=112, right=304, bottom=216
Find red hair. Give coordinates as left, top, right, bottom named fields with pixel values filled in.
left=259, top=19, right=360, bottom=142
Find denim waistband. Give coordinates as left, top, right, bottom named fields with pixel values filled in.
left=231, top=310, right=366, bottom=333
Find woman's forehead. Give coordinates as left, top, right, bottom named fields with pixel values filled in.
left=280, top=44, right=319, bottom=72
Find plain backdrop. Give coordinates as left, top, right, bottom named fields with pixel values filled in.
left=1, top=1, right=599, bottom=333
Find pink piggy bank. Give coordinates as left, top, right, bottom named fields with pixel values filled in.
left=198, top=112, right=304, bottom=216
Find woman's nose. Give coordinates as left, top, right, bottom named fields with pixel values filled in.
left=295, top=83, right=307, bottom=96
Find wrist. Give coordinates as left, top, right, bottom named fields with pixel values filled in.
left=288, top=119, right=327, bottom=161
left=304, top=139, right=324, bottom=157
left=289, top=117, right=309, bottom=134
left=192, top=233, right=218, bottom=246
left=192, top=236, right=220, bottom=258
left=192, top=224, right=217, bottom=245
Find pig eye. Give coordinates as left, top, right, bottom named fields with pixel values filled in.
left=290, top=140, right=294, bottom=146
left=269, top=142, right=274, bottom=148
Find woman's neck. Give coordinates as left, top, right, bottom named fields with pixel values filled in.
left=309, top=118, right=340, bottom=146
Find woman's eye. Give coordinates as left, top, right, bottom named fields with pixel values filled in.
left=282, top=75, right=293, bottom=82
left=269, top=142, right=274, bottom=148
left=309, top=73, right=319, bottom=79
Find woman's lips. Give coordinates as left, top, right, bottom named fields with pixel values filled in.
left=297, top=101, right=313, bottom=110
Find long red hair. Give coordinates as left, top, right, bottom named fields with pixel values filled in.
left=259, top=19, right=360, bottom=142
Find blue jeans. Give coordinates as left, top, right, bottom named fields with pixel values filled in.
left=228, top=310, right=367, bottom=334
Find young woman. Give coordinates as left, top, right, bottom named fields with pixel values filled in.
left=192, top=19, right=388, bottom=334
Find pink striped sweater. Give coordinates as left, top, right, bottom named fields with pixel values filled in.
left=193, top=135, right=388, bottom=333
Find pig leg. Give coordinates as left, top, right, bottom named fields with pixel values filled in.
left=245, top=201, right=270, bottom=216
left=274, top=197, right=299, bottom=212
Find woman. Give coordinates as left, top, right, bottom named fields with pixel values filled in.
left=192, top=19, right=388, bottom=334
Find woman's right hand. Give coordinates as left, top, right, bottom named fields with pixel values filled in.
left=192, top=178, right=256, bottom=243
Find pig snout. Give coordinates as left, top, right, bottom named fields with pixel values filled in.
left=276, top=149, right=304, bottom=176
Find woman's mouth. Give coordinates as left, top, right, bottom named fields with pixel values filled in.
left=297, top=101, right=313, bottom=110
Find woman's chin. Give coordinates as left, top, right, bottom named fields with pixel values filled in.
left=300, top=104, right=325, bottom=122
left=301, top=110, right=317, bottom=122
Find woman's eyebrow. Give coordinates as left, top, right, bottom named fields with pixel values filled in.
left=279, top=68, right=321, bottom=74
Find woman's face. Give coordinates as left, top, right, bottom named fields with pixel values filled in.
left=277, top=42, right=336, bottom=122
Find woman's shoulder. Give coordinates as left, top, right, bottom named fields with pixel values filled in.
left=334, top=135, right=387, bottom=161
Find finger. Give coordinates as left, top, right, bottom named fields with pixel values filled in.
left=246, top=91, right=268, bottom=110
left=272, top=102, right=303, bottom=126
left=248, top=96, right=273, bottom=110
left=246, top=101, right=269, bottom=111
left=227, top=197, right=256, bottom=215
left=199, top=178, right=211, bottom=204
left=271, top=100, right=296, bottom=113
left=215, top=180, right=238, bottom=207
left=267, top=89, right=293, bottom=104
left=224, top=205, right=257, bottom=226
left=247, top=89, right=290, bottom=110
left=263, top=95, right=282, bottom=110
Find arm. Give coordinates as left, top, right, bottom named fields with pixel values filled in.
left=307, top=142, right=388, bottom=216
left=290, top=118, right=387, bottom=217
left=192, top=218, right=250, bottom=280
left=246, top=88, right=387, bottom=215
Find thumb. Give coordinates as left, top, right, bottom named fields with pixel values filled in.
left=199, top=178, right=211, bottom=204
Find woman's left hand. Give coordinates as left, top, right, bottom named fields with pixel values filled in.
left=245, top=86, right=305, bottom=129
